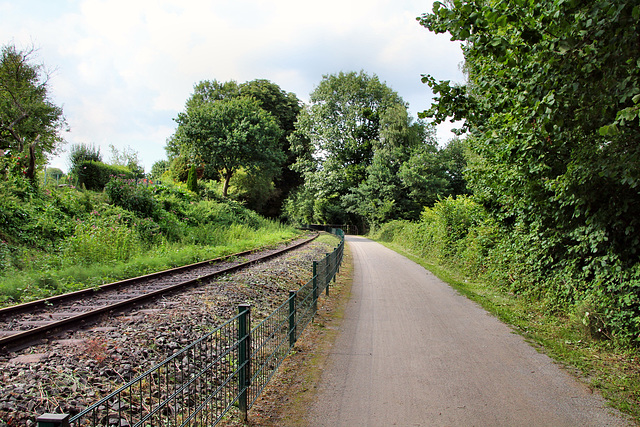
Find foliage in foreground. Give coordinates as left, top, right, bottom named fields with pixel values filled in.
left=412, top=1, right=640, bottom=347
left=0, top=174, right=297, bottom=306
left=371, top=196, right=640, bottom=347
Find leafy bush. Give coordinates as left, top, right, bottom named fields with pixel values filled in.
left=186, top=164, right=198, bottom=193
left=0, top=178, right=81, bottom=251
left=77, top=161, right=134, bottom=191
left=105, top=175, right=156, bottom=217
left=69, top=143, right=102, bottom=167
left=373, top=196, right=640, bottom=346
left=168, top=155, right=191, bottom=182
left=188, top=199, right=263, bottom=228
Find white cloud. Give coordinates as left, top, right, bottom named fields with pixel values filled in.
left=1, top=0, right=465, bottom=172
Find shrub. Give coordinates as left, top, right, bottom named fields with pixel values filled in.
left=374, top=196, right=640, bottom=346
left=188, top=199, right=263, bottom=228
left=69, top=143, right=102, bottom=167
left=186, top=165, right=198, bottom=193
left=168, top=155, right=191, bottom=182
left=105, top=175, right=156, bottom=217
left=77, top=161, right=134, bottom=191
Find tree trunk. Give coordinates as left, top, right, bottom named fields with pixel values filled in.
left=26, top=142, right=36, bottom=182
left=222, top=171, right=232, bottom=197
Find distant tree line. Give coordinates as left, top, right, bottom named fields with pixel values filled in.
left=284, top=71, right=467, bottom=230
left=163, top=73, right=467, bottom=224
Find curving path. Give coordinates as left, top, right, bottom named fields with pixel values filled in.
left=305, top=235, right=632, bottom=426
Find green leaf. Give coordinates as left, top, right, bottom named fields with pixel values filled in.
left=598, top=124, right=619, bottom=136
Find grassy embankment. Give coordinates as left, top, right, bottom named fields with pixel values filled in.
left=0, top=176, right=299, bottom=308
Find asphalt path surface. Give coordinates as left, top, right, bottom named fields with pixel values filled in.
left=306, top=235, right=632, bottom=426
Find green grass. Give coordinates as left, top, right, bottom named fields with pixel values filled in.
left=376, top=240, right=640, bottom=423
left=0, top=224, right=299, bottom=307
left=314, top=233, right=342, bottom=247
left=0, top=176, right=304, bottom=307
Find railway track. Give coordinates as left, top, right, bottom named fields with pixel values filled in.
left=0, top=233, right=317, bottom=353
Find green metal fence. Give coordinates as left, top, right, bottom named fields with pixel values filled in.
left=38, top=229, right=345, bottom=427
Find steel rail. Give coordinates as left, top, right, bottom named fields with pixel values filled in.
left=0, top=233, right=318, bottom=352
left=0, top=235, right=309, bottom=317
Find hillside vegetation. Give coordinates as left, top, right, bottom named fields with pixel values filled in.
left=0, top=173, right=297, bottom=307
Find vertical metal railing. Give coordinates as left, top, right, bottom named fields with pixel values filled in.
left=39, top=228, right=345, bottom=427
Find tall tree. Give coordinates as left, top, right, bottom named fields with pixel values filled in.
left=345, top=104, right=440, bottom=225
left=237, top=79, right=303, bottom=215
left=109, top=144, right=145, bottom=178
left=418, top=0, right=640, bottom=342
left=419, top=0, right=640, bottom=266
left=304, top=71, right=404, bottom=186
left=0, top=44, right=66, bottom=180
left=170, top=79, right=302, bottom=215
left=288, top=71, right=407, bottom=226
left=174, top=96, right=283, bottom=197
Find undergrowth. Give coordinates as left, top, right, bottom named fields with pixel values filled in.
left=0, top=175, right=298, bottom=306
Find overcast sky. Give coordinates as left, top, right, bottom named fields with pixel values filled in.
left=1, top=0, right=464, bottom=172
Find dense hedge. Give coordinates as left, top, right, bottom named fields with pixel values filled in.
left=372, top=196, right=640, bottom=346
left=76, top=161, right=134, bottom=191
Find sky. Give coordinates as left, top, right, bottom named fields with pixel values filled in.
left=1, top=0, right=465, bottom=173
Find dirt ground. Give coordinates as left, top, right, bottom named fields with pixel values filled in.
left=217, top=242, right=354, bottom=427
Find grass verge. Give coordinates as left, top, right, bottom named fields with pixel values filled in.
left=0, top=227, right=300, bottom=307
left=376, top=240, right=640, bottom=424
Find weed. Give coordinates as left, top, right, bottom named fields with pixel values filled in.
left=83, top=337, right=109, bottom=365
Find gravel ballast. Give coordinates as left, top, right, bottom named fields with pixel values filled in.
left=0, top=236, right=337, bottom=426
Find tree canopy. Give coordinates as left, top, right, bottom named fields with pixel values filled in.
left=285, top=71, right=467, bottom=228
left=419, top=0, right=640, bottom=265
left=418, top=0, right=640, bottom=342
left=168, top=79, right=302, bottom=215
left=174, top=96, right=283, bottom=197
left=0, top=44, right=66, bottom=180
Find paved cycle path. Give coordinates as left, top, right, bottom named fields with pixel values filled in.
left=305, top=236, right=631, bottom=426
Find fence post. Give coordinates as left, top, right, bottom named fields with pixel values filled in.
left=325, top=254, right=330, bottom=290
left=289, top=290, right=296, bottom=347
left=333, top=245, right=340, bottom=283
left=312, top=261, right=318, bottom=313
left=325, top=253, right=331, bottom=296
left=238, top=304, right=251, bottom=422
left=37, top=414, right=69, bottom=427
